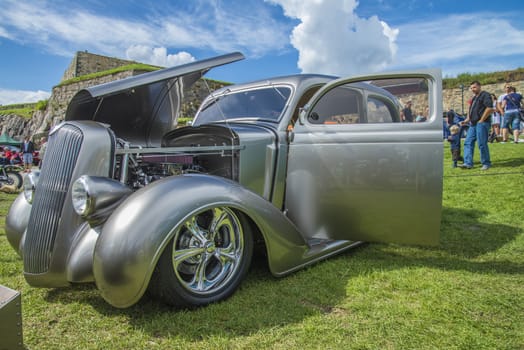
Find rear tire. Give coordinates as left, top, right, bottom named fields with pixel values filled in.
left=149, top=206, right=253, bottom=307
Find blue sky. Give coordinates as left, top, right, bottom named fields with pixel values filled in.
left=1, top=0, right=523, bottom=105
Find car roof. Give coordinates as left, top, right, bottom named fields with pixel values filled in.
left=209, top=74, right=337, bottom=96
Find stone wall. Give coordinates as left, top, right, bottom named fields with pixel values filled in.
left=398, top=80, right=524, bottom=117
left=50, top=70, right=143, bottom=123
left=61, top=51, right=138, bottom=81
left=0, top=72, right=228, bottom=141
left=443, top=81, right=524, bottom=115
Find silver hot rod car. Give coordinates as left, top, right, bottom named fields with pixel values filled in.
left=6, top=52, right=443, bottom=308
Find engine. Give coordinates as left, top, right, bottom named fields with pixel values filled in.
left=114, top=134, right=236, bottom=190
left=120, top=152, right=206, bottom=189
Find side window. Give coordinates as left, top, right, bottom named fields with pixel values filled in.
left=307, top=78, right=429, bottom=125
left=367, top=96, right=396, bottom=123
left=309, top=86, right=362, bottom=124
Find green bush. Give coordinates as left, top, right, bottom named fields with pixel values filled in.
left=58, top=64, right=161, bottom=86
left=35, top=99, right=48, bottom=111
left=0, top=107, right=34, bottom=119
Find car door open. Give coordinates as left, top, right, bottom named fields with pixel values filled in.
left=286, top=70, right=443, bottom=246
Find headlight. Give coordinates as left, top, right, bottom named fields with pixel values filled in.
left=23, top=172, right=39, bottom=203
left=72, top=176, right=93, bottom=216
left=71, top=175, right=132, bottom=225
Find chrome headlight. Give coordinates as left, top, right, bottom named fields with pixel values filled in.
left=23, top=172, right=39, bottom=203
left=72, top=176, right=93, bottom=216
left=71, top=175, right=132, bottom=224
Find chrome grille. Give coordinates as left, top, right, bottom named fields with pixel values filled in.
left=24, top=124, right=83, bottom=274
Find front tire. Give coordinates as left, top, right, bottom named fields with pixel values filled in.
left=150, top=206, right=253, bottom=307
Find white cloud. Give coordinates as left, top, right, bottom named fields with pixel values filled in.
left=0, top=25, right=11, bottom=39
left=0, top=89, right=51, bottom=106
left=391, top=13, right=524, bottom=73
left=125, top=45, right=196, bottom=67
left=267, top=0, right=399, bottom=76
left=0, top=0, right=290, bottom=59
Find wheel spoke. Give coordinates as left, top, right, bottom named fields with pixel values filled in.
left=215, top=247, right=237, bottom=265
left=190, top=253, right=212, bottom=291
left=184, top=216, right=207, bottom=244
left=209, top=208, right=229, bottom=240
left=173, top=247, right=204, bottom=268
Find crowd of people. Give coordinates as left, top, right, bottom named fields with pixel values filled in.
left=0, top=146, right=23, bottom=165
left=401, top=100, right=430, bottom=123
left=443, top=81, right=523, bottom=170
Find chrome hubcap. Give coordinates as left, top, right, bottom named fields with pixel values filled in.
left=172, top=207, right=244, bottom=294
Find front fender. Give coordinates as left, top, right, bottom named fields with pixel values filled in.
left=93, top=174, right=308, bottom=308
left=5, top=193, right=31, bottom=256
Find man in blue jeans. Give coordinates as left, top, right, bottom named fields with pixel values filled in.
left=460, top=81, right=493, bottom=170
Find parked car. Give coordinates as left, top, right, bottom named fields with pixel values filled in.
left=5, top=52, right=443, bottom=308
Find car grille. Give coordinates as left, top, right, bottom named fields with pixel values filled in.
left=23, top=124, right=84, bottom=274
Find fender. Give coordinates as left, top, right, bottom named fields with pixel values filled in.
left=5, top=193, right=31, bottom=256
left=93, top=174, right=310, bottom=308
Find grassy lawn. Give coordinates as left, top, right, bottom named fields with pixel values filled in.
left=1, top=141, right=523, bottom=350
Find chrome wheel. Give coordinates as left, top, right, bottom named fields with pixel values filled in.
left=150, top=206, right=253, bottom=307
left=172, top=207, right=244, bottom=294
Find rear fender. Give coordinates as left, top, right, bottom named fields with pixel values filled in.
left=93, top=174, right=308, bottom=308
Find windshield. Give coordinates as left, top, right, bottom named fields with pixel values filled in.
left=194, top=86, right=292, bottom=125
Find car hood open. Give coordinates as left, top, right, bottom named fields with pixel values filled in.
left=65, top=52, right=244, bottom=146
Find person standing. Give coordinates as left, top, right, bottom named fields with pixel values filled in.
left=401, top=100, right=414, bottom=122
left=501, top=86, right=522, bottom=143
left=460, top=81, right=493, bottom=170
left=447, top=124, right=462, bottom=168
left=497, top=83, right=510, bottom=116
left=21, top=136, right=35, bottom=172
left=489, top=93, right=501, bottom=142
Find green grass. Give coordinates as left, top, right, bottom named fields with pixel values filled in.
left=0, top=106, right=36, bottom=119
left=1, top=141, right=523, bottom=349
left=442, top=67, right=524, bottom=89
left=0, top=100, right=46, bottom=119
left=57, top=63, right=162, bottom=86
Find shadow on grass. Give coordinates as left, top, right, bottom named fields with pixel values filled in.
left=42, top=206, right=522, bottom=341
left=492, top=155, right=524, bottom=168
left=438, top=206, right=521, bottom=259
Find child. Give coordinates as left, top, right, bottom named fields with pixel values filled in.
left=447, top=124, right=461, bottom=168
left=489, top=93, right=501, bottom=142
